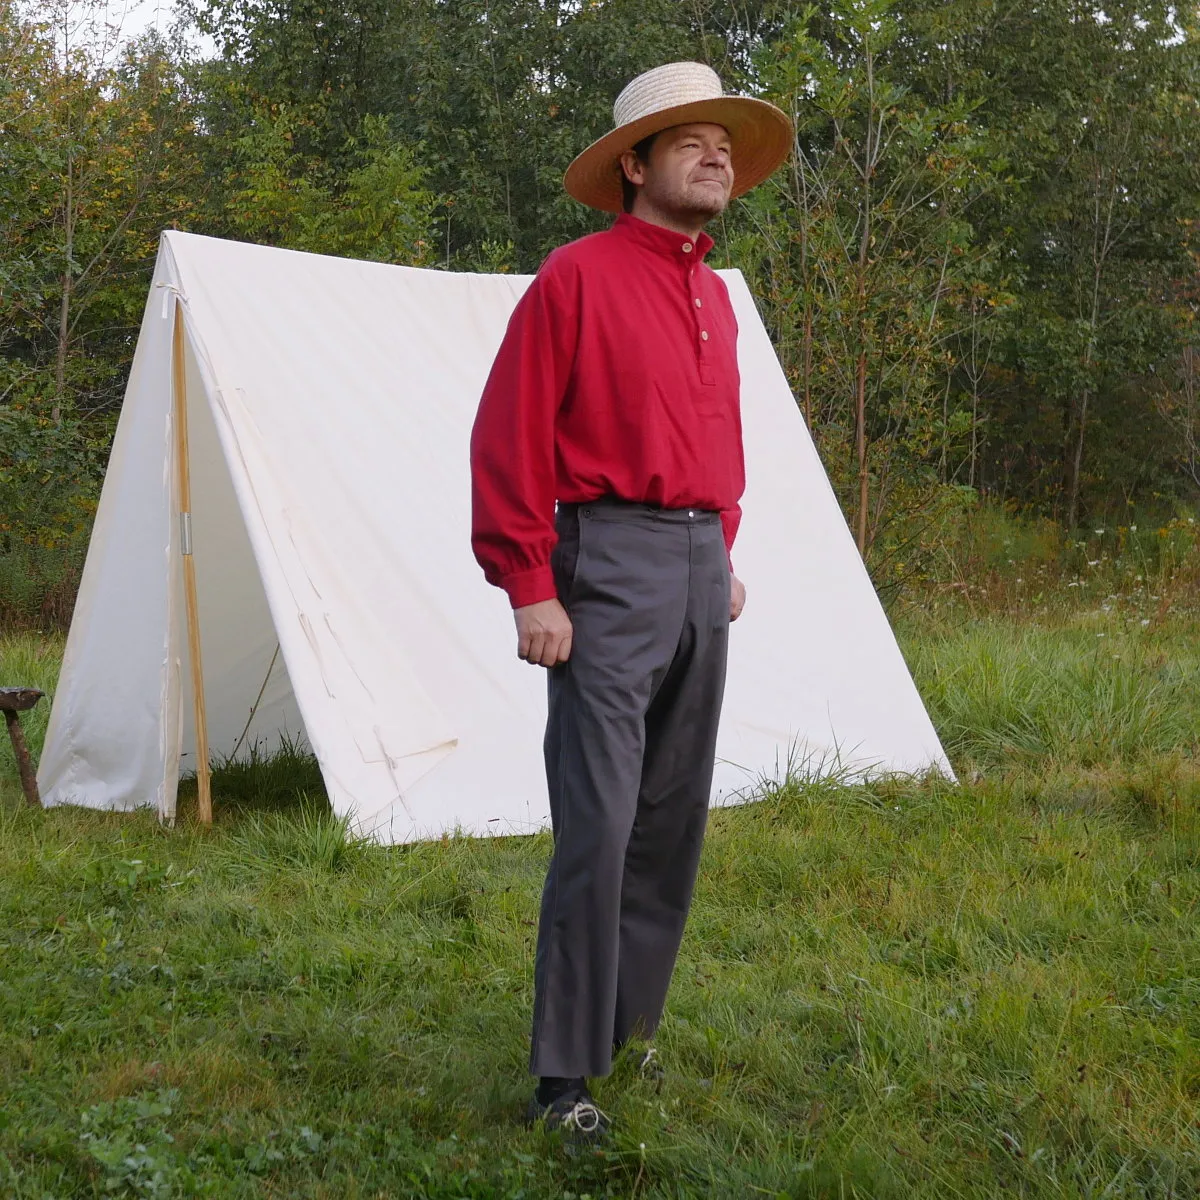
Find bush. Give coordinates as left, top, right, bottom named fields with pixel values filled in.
left=0, top=541, right=86, bottom=631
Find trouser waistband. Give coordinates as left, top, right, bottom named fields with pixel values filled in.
left=556, top=496, right=720, bottom=526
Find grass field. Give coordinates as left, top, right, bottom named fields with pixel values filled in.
left=1, top=603, right=1198, bottom=1198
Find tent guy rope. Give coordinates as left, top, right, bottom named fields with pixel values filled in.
left=229, top=643, right=281, bottom=762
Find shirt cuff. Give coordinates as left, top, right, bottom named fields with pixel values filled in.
left=501, top=566, right=558, bottom=609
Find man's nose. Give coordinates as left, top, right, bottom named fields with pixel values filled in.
left=701, top=146, right=730, bottom=167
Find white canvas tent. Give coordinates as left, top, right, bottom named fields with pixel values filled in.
left=38, top=232, right=952, bottom=843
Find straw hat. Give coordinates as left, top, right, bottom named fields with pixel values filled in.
left=563, top=61, right=793, bottom=213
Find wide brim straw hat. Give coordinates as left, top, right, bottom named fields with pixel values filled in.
left=564, top=61, right=793, bottom=214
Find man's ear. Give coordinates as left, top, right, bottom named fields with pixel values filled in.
left=619, top=149, right=645, bottom=186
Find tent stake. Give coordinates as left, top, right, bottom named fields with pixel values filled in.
left=173, top=302, right=213, bottom=825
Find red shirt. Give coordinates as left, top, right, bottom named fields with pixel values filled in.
left=470, top=212, right=745, bottom=608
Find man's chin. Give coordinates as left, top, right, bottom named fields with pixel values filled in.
left=679, top=194, right=729, bottom=222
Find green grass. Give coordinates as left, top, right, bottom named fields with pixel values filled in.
left=1, top=613, right=1197, bottom=1199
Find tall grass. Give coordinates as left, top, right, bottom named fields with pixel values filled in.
left=902, top=505, right=1200, bottom=622
left=1, top=754, right=1195, bottom=1196
left=0, top=631, right=61, bottom=789
left=1, top=571, right=1198, bottom=1197
left=908, top=622, right=1200, bottom=770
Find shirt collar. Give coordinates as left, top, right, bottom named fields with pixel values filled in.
left=612, top=212, right=714, bottom=263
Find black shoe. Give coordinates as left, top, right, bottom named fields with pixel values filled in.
left=526, top=1085, right=610, bottom=1143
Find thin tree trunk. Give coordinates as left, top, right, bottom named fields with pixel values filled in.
left=53, top=144, right=74, bottom=425
left=940, top=376, right=950, bottom=484
left=1067, top=387, right=1091, bottom=528
left=1067, top=260, right=1103, bottom=527
left=792, top=140, right=815, bottom=431
left=54, top=275, right=70, bottom=424
left=802, top=306, right=814, bottom=430
left=968, top=296, right=980, bottom=489
left=970, top=382, right=979, bottom=489
left=1185, top=345, right=1200, bottom=487
left=1067, top=142, right=1125, bottom=528
left=853, top=42, right=877, bottom=558
left=1066, top=271, right=1103, bottom=527
left=856, top=346, right=869, bottom=553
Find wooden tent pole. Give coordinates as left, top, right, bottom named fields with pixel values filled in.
left=173, top=301, right=213, bottom=825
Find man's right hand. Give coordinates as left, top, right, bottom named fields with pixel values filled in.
left=514, top=598, right=573, bottom=667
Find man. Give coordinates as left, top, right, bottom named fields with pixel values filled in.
left=469, top=61, right=792, bottom=1137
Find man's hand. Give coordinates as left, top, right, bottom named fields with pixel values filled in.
left=514, top=598, right=574, bottom=667
left=730, top=574, right=746, bottom=622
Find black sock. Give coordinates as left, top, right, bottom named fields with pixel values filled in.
left=537, top=1075, right=585, bottom=1105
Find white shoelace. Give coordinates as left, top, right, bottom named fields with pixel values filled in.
left=638, top=1047, right=660, bottom=1074
left=560, top=1099, right=607, bottom=1133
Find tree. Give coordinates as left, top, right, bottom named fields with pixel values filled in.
left=0, top=1, right=206, bottom=618
left=182, top=0, right=795, bottom=269
left=897, top=0, right=1200, bottom=523
left=212, top=104, right=437, bottom=263
left=744, top=0, right=988, bottom=563
left=1, top=1, right=204, bottom=423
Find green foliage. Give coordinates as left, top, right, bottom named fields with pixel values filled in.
left=895, top=0, right=1200, bottom=524
left=5, top=0, right=1200, bottom=621
left=78, top=1089, right=219, bottom=1199
left=0, top=409, right=100, bottom=628
left=897, top=500, right=1200, bottom=621
left=216, top=106, right=438, bottom=263
left=182, top=0, right=783, bottom=267
left=738, top=0, right=1200, bottom=562
left=0, top=3, right=205, bottom=619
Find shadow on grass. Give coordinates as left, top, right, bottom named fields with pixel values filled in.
left=177, top=734, right=329, bottom=825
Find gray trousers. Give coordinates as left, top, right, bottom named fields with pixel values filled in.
left=530, top=498, right=731, bottom=1079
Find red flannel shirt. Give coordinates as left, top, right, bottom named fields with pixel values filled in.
left=470, top=212, right=745, bottom=609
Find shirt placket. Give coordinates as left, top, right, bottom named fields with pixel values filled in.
left=680, top=239, right=715, bottom=386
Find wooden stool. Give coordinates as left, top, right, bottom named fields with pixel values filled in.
left=1, top=687, right=45, bottom=806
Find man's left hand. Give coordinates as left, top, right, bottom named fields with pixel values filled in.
left=730, top=574, right=746, bottom=621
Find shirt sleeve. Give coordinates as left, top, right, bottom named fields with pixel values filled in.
left=720, top=504, right=741, bottom=572
left=718, top=280, right=743, bottom=573
left=470, top=254, right=579, bottom=608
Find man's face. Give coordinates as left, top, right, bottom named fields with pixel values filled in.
left=624, top=123, right=734, bottom=223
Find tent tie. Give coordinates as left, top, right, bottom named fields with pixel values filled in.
left=154, top=282, right=188, bottom=319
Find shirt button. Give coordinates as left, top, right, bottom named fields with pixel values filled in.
left=700, top=330, right=709, bottom=341
left=694, top=297, right=703, bottom=308
left=681, top=242, right=693, bottom=253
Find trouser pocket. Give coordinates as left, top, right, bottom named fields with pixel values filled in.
left=551, top=512, right=585, bottom=605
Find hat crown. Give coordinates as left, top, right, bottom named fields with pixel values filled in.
left=613, top=62, right=724, bottom=129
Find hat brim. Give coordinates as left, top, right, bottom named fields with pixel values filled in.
left=563, top=96, right=793, bottom=214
